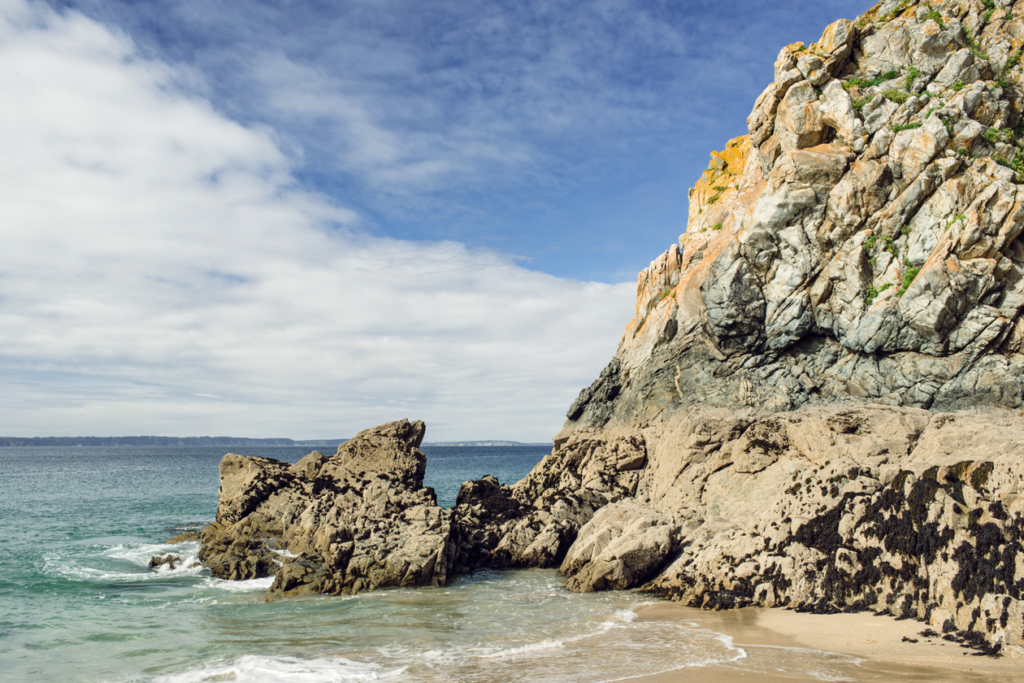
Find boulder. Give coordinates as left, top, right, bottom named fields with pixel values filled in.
left=775, top=82, right=827, bottom=152
left=935, top=49, right=980, bottom=88
left=561, top=500, right=678, bottom=592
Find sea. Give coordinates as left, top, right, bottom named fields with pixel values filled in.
left=0, top=445, right=904, bottom=682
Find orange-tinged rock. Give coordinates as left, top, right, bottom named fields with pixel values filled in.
left=685, top=135, right=752, bottom=233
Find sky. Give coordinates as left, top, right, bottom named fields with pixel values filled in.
left=0, top=0, right=873, bottom=441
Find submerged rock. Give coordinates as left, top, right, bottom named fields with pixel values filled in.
left=198, top=419, right=452, bottom=597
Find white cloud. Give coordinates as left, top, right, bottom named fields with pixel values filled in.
left=0, top=0, right=635, bottom=441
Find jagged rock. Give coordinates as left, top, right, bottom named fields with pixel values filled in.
left=936, top=49, right=980, bottom=87
left=820, top=80, right=868, bottom=152
left=861, top=95, right=899, bottom=135
left=149, top=554, right=182, bottom=570
left=570, top=0, right=1024, bottom=423
left=776, top=81, right=827, bottom=152
left=449, top=432, right=648, bottom=572
left=197, top=419, right=453, bottom=597
left=448, top=475, right=524, bottom=573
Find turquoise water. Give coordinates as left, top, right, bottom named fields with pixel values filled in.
left=1, top=445, right=898, bottom=682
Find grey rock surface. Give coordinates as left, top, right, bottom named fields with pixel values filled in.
left=570, top=0, right=1024, bottom=425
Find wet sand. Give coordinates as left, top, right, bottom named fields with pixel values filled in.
left=629, top=602, right=1024, bottom=682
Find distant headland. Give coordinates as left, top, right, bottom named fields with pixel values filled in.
left=0, top=436, right=547, bottom=448
left=0, top=436, right=346, bottom=447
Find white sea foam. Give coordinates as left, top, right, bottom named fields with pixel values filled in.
left=43, top=539, right=278, bottom=593
left=591, top=631, right=747, bottom=683
left=375, top=611, right=745, bottom=683
left=203, top=576, right=276, bottom=592
left=612, top=608, right=637, bottom=623
left=109, top=541, right=203, bottom=573
left=478, top=637, right=566, bottom=658
left=725, top=644, right=863, bottom=681
left=153, top=655, right=402, bottom=683
left=748, top=643, right=865, bottom=662
left=806, top=672, right=857, bottom=682
left=42, top=540, right=205, bottom=583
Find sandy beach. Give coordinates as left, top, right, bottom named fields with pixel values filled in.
left=629, top=602, right=1024, bottom=682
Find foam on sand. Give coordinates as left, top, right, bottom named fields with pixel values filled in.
left=153, top=655, right=402, bottom=683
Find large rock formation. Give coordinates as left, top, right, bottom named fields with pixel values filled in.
left=454, top=0, right=1024, bottom=656
left=202, top=0, right=1024, bottom=657
left=198, top=419, right=452, bottom=597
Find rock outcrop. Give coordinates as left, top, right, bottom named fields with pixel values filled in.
left=560, top=499, right=678, bottom=592
left=198, top=419, right=452, bottom=597
left=455, top=0, right=1024, bottom=656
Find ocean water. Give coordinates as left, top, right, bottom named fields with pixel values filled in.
left=1, top=445, right=899, bottom=682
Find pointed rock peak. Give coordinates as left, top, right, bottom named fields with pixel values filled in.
left=341, top=418, right=427, bottom=451
left=331, top=418, right=427, bottom=486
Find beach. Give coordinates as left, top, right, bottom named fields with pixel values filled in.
left=633, top=602, right=1024, bottom=682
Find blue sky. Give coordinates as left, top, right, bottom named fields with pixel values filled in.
left=0, top=0, right=873, bottom=440
left=49, top=0, right=872, bottom=281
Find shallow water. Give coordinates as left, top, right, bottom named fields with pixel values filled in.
left=0, top=445, right=895, bottom=682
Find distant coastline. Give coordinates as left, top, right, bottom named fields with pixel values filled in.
left=0, top=436, right=347, bottom=448
left=422, top=440, right=549, bottom=447
left=0, top=436, right=549, bottom=448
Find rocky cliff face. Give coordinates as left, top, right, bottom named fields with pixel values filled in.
left=583, top=2, right=1024, bottom=423
left=473, top=0, right=1024, bottom=655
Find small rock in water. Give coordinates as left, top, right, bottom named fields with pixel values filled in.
left=149, top=554, right=182, bottom=570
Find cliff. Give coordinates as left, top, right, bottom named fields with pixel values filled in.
left=587, top=4, right=1024, bottom=422
left=468, top=0, right=1024, bottom=656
